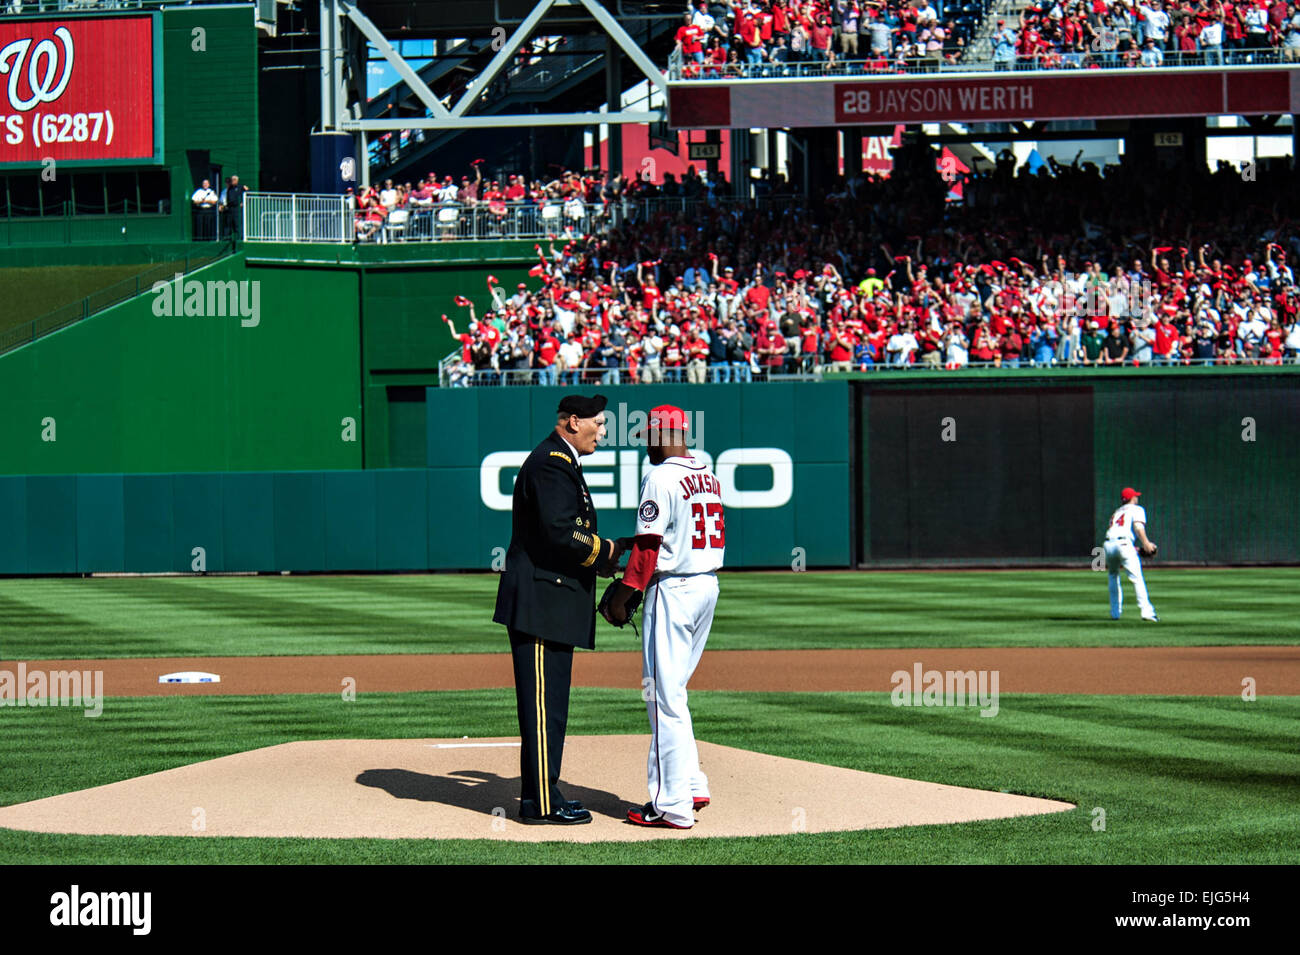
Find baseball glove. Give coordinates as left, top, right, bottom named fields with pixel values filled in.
left=598, top=579, right=642, bottom=628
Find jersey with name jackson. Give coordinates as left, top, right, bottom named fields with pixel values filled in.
left=634, top=455, right=725, bottom=576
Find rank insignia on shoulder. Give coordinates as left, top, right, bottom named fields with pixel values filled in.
left=549, top=450, right=573, bottom=464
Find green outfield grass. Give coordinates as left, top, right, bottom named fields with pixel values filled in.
left=0, top=569, right=1296, bottom=660
left=1, top=689, right=1296, bottom=864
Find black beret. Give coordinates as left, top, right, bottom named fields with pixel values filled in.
left=557, top=394, right=608, bottom=418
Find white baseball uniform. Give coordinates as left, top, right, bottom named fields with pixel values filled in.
left=633, top=454, right=725, bottom=828
left=1103, top=501, right=1157, bottom=620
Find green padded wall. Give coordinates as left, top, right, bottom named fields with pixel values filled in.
left=859, top=370, right=1300, bottom=565
left=425, top=382, right=853, bottom=569
left=0, top=253, right=362, bottom=474
left=1093, top=376, right=1300, bottom=563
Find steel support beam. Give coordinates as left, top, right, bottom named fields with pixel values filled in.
left=340, top=1, right=450, bottom=119
left=332, top=0, right=666, bottom=136
left=344, top=111, right=660, bottom=131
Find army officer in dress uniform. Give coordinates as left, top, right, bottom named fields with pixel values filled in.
left=493, top=393, right=626, bottom=824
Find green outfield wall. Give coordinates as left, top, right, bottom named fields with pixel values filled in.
left=0, top=382, right=853, bottom=573
left=0, top=242, right=548, bottom=475
left=423, top=382, right=853, bottom=569
left=246, top=240, right=549, bottom=468
left=0, top=253, right=361, bottom=474
left=856, top=369, right=1300, bottom=565
left=0, top=470, right=428, bottom=574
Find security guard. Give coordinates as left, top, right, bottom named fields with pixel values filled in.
left=493, top=394, right=625, bottom=824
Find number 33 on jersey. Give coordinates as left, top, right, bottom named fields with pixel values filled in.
left=635, top=455, right=725, bottom=573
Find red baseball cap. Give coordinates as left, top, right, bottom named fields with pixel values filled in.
left=633, top=404, right=689, bottom=438
left=1122, top=487, right=1142, bottom=500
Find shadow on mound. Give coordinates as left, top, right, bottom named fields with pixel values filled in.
left=356, top=768, right=628, bottom=821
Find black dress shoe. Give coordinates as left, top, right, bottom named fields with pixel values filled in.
left=562, top=799, right=585, bottom=812
left=519, top=804, right=592, bottom=825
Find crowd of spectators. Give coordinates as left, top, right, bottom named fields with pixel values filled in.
left=442, top=144, right=1300, bottom=384
left=672, top=0, right=975, bottom=76
left=348, top=163, right=732, bottom=241
left=990, top=0, right=1300, bottom=69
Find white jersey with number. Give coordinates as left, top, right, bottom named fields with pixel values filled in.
left=1104, top=502, right=1147, bottom=545
left=634, top=455, right=725, bottom=576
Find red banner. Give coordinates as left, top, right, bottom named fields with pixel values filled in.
left=0, top=16, right=155, bottom=165
left=669, top=68, right=1300, bottom=129
left=832, top=72, right=1293, bottom=124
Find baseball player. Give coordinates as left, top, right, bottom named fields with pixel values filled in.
left=601, top=404, right=724, bottom=829
left=1103, top=487, right=1159, bottom=622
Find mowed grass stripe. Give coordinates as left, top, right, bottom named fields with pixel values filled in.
left=0, top=690, right=1296, bottom=864
left=1, top=569, right=1297, bottom=660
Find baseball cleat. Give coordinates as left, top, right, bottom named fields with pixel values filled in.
left=626, top=802, right=692, bottom=829
left=693, top=797, right=710, bottom=811
left=1142, top=615, right=1159, bottom=622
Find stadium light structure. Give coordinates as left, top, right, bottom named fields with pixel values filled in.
left=321, top=0, right=666, bottom=135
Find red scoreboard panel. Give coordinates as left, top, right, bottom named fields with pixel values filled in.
left=669, top=68, right=1300, bottom=129
left=0, top=15, right=158, bottom=166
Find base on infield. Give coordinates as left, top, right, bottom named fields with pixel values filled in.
left=0, top=735, right=1074, bottom=842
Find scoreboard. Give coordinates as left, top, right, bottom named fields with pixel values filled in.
left=0, top=15, right=158, bottom=166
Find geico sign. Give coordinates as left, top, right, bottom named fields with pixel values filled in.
left=481, top=448, right=793, bottom=511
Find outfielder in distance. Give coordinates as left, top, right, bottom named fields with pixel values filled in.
left=1103, top=486, right=1159, bottom=622
left=602, top=405, right=725, bottom=830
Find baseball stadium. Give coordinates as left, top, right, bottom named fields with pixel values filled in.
left=0, top=0, right=1297, bottom=887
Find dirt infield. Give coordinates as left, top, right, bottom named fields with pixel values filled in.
left=6, top=646, right=1296, bottom=696
left=0, top=736, right=1075, bottom=842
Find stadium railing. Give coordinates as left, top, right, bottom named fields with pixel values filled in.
left=0, top=250, right=229, bottom=358
left=438, top=357, right=824, bottom=387
left=243, top=193, right=353, bottom=244
left=245, top=194, right=804, bottom=244
left=438, top=354, right=1296, bottom=385
left=667, top=48, right=1293, bottom=79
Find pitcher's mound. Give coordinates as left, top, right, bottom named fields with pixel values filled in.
left=0, top=736, right=1073, bottom=842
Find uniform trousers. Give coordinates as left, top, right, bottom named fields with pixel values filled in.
left=509, top=629, right=575, bottom=816
left=642, top=573, right=718, bottom=827
left=1104, top=539, right=1156, bottom=619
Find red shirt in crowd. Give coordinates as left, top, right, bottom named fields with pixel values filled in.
left=676, top=22, right=704, bottom=55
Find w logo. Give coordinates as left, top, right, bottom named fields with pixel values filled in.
left=0, top=26, right=75, bottom=112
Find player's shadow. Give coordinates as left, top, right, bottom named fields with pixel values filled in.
left=355, top=768, right=628, bottom=820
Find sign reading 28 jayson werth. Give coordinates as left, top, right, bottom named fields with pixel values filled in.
left=0, top=17, right=157, bottom=165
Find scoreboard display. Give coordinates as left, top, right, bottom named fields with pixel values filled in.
left=0, top=15, right=158, bottom=166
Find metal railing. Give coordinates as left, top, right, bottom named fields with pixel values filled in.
left=358, top=201, right=604, bottom=244
left=0, top=250, right=229, bottom=358
left=245, top=194, right=806, bottom=245
left=440, top=353, right=1298, bottom=385
left=441, top=361, right=824, bottom=387
left=244, top=193, right=353, bottom=244
left=841, top=355, right=1300, bottom=371
left=667, top=47, right=1295, bottom=79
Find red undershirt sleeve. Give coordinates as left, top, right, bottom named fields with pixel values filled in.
left=622, top=534, right=662, bottom=591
